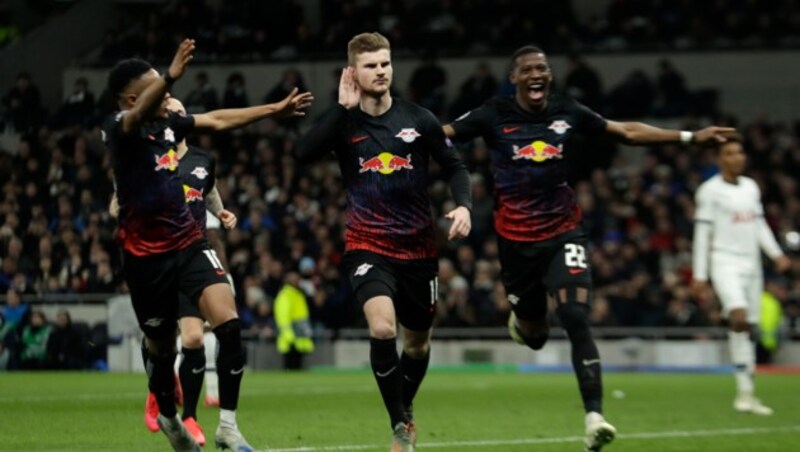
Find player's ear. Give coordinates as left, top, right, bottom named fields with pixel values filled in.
left=509, top=70, right=517, bottom=84
left=125, top=94, right=137, bottom=107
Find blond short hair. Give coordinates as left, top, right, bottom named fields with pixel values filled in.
left=347, top=32, right=390, bottom=66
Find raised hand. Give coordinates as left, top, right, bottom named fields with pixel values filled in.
left=167, top=39, right=196, bottom=80
left=273, top=87, right=315, bottom=118
left=338, top=67, right=360, bottom=109
left=445, top=206, right=471, bottom=240
left=693, top=126, right=737, bottom=143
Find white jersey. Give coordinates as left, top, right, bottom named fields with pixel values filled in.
left=692, top=174, right=783, bottom=281
left=206, top=210, right=221, bottom=230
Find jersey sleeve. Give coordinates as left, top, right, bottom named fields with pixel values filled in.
left=167, top=111, right=196, bottom=142
left=421, top=110, right=473, bottom=211
left=570, top=99, right=607, bottom=136
left=449, top=102, right=496, bottom=141
left=751, top=180, right=784, bottom=259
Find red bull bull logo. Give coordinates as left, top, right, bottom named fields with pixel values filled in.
left=359, top=152, right=414, bottom=175
left=511, top=141, right=563, bottom=163
left=183, top=185, right=204, bottom=203
left=154, top=149, right=179, bottom=172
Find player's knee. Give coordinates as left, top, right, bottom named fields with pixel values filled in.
left=370, top=322, right=397, bottom=340
left=146, top=336, right=177, bottom=358
left=556, top=302, right=591, bottom=334
left=728, top=309, right=749, bottom=332
left=213, top=319, right=242, bottom=351
left=181, top=330, right=204, bottom=349
left=403, top=340, right=430, bottom=358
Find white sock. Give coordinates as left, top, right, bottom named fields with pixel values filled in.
left=728, top=331, right=755, bottom=394
left=220, top=409, right=237, bottom=426
left=205, top=370, right=219, bottom=399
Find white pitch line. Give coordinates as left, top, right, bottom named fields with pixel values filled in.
left=267, top=425, right=800, bottom=451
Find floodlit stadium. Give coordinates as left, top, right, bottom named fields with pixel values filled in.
left=0, top=1, right=799, bottom=451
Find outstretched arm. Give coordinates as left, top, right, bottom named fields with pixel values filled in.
left=193, top=88, right=313, bottom=131
left=605, top=120, right=736, bottom=145
left=294, top=68, right=359, bottom=163
left=121, top=39, right=194, bottom=134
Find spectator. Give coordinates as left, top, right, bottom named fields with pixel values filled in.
left=2, top=72, right=45, bottom=133
left=408, top=52, right=447, bottom=117
left=19, top=309, right=50, bottom=370
left=222, top=72, right=249, bottom=109
left=564, top=54, right=603, bottom=111
left=184, top=71, right=219, bottom=113
left=46, top=309, right=86, bottom=369
left=448, top=62, right=497, bottom=120
left=55, top=78, right=96, bottom=128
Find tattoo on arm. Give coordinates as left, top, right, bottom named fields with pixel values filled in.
left=206, top=185, right=224, bottom=216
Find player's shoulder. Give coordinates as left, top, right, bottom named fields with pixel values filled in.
left=395, top=98, right=439, bottom=125
left=739, top=175, right=758, bottom=188
left=186, top=145, right=211, bottom=161
left=696, top=174, right=722, bottom=195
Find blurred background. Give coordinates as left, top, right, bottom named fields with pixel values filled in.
left=0, top=0, right=799, bottom=372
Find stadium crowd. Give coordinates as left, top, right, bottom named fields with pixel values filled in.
left=91, top=0, right=800, bottom=64
left=1, top=40, right=799, bottom=372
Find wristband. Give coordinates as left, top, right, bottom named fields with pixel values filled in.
left=163, top=73, right=176, bottom=87
left=680, top=130, right=694, bottom=144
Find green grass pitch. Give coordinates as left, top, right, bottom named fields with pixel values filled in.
left=0, top=369, right=798, bottom=451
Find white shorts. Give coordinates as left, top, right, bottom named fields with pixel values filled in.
left=710, top=256, right=762, bottom=323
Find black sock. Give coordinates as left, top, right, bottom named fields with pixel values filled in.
left=179, top=346, right=206, bottom=420
left=370, top=337, right=405, bottom=428
left=400, top=350, right=430, bottom=416
left=215, top=319, right=245, bottom=411
left=147, top=352, right=178, bottom=418
left=557, top=303, right=603, bottom=414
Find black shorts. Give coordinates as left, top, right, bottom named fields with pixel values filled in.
left=497, top=229, right=593, bottom=321
left=122, top=239, right=228, bottom=339
left=343, top=250, right=438, bottom=331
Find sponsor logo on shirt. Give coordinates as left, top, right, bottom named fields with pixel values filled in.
left=191, top=167, right=209, bottom=180
left=395, top=128, right=421, bottom=143
left=511, top=141, right=563, bottom=163
left=548, top=120, right=571, bottom=134
left=359, top=153, right=414, bottom=174
left=154, top=149, right=179, bottom=172
left=183, top=185, right=204, bottom=203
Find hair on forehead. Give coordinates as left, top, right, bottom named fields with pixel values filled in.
left=347, top=32, right=391, bottom=66
left=510, top=45, right=546, bottom=72
left=108, top=58, right=153, bottom=99
left=715, top=133, right=743, bottom=154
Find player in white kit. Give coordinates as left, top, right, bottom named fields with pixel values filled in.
left=692, top=137, right=791, bottom=415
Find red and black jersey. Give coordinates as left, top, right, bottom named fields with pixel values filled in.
left=295, top=99, right=472, bottom=260
left=451, top=93, right=606, bottom=242
left=178, top=145, right=216, bottom=233
left=104, top=111, right=202, bottom=256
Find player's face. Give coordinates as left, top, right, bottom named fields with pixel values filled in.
left=122, top=69, right=171, bottom=118
left=165, top=97, right=186, bottom=116
left=718, top=141, right=746, bottom=176
left=352, top=49, right=392, bottom=96
left=510, top=52, right=553, bottom=111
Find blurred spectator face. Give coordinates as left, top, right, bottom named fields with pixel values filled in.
left=718, top=141, right=746, bottom=176
left=30, top=310, right=46, bottom=327
left=56, top=310, right=70, bottom=328
left=352, top=49, right=393, bottom=97
left=6, top=289, right=20, bottom=307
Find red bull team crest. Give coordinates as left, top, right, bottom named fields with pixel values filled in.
left=395, top=128, right=421, bottom=143
left=154, top=149, right=179, bottom=172
left=511, top=141, right=563, bottom=163
left=183, top=185, right=204, bottom=203
left=359, top=152, right=414, bottom=175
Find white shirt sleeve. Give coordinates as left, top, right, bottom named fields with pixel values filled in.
left=752, top=182, right=784, bottom=260
left=692, top=184, right=713, bottom=281
left=206, top=210, right=221, bottom=230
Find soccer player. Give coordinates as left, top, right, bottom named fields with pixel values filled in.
left=104, top=39, right=312, bottom=451
left=111, top=97, right=237, bottom=445
left=443, top=45, right=735, bottom=451
left=294, top=32, right=472, bottom=452
left=692, top=137, right=791, bottom=416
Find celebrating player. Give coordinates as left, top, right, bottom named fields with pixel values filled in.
left=294, top=32, right=472, bottom=452
left=692, top=137, right=791, bottom=416
left=111, top=97, right=237, bottom=445
left=443, top=45, right=736, bottom=451
left=104, top=39, right=311, bottom=451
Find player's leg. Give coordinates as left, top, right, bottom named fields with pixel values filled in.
left=546, top=236, right=614, bottom=451
left=344, top=251, right=410, bottom=451
left=203, top=329, right=220, bottom=407
left=177, top=312, right=207, bottom=445
left=181, top=243, right=252, bottom=451
left=394, top=256, right=438, bottom=445
left=497, top=236, right=550, bottom=348
left=122, top=251, right=199, bottom=451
